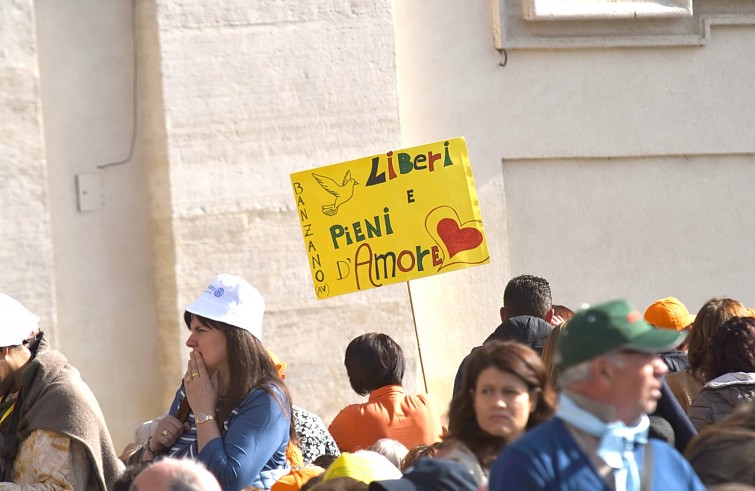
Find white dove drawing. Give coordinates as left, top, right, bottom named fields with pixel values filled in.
left=312, top=170, right=358, bottom=216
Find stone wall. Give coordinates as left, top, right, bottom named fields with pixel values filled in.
left=34, top=0, right=164, bottom=449
left=152, top=0, right=420, bottom=421
left=395, top=1, right=755, bottom=409
left=0, top=1, right=56, bottom=340
left=9, top=0, right=755, bottom=452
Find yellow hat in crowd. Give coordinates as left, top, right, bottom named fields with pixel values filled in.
left=323, top=452, right=401, bottom=484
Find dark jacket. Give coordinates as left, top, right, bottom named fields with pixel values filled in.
left=453, top=316, right=552, bottom=396
left=688, top=372, right=755, bottom=432
left=660, top=350, right=690, bottom=374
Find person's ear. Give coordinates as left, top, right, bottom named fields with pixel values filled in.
left=545, top=308, right=555, bottom=325
left=500, top=307, right=507, bottom=323
left=586, top=358, right=607, bottom=384
left=594, top=357, right=613, bottom=381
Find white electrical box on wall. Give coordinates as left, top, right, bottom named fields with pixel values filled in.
left=75, top=172, right=104, bottom=212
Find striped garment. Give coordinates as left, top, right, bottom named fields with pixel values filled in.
left=166, top=389, right=235, bottom=458
left=165, top=386, right=289, bottom=490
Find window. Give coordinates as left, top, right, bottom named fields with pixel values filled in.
left=492, top=0, right=755, bottom=49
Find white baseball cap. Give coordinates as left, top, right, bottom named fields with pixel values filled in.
left=185, top=274, right=264, bottom=342
left=0, top=293, right=40, bottom=347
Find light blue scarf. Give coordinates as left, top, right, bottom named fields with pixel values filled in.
left=556, top=393, right=649, bottom=491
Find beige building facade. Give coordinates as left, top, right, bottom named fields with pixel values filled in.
left=3, top=0, right=755, bottom=450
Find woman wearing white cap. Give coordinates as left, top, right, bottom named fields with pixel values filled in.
left=141, top=274, right=295, bottom=491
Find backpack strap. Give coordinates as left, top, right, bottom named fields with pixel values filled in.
left=640, top=441, right=653, bottom=491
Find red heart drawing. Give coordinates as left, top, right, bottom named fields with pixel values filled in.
left=437, top=218, right=483, bottom=259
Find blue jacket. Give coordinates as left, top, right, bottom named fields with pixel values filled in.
left=489, top=418, right=704, bottom=491
left=168, top=385, right=290, bottom=491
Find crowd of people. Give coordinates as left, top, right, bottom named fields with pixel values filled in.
left=0, top=273, right=753, bottom=490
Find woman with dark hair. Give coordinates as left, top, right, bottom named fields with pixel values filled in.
left=328, top=333, right=443, bottom=452
left=688, top=316, right=755, bottom=431
left=139, top=274, right=296, bottom=491
left=666, top=298, right=747, bottom=411
left=444, top=340, right=556, bottom=481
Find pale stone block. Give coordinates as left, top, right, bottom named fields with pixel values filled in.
left=502, top=155, right=755, bottom=310
left=153, top=0, right=407, bottom=428
left=157, top=0, right=390, bottom=30
left=159, top=15, right=399, bottom=210
left=0, top=0, right=56, bottom=339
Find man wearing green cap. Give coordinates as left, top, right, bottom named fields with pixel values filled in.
left=489, top=299, right=704, bottom=491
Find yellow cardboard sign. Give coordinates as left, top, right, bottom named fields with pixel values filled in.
left=291, top=137, right=489, bottom=299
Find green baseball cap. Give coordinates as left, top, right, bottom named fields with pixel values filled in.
left=559, top=299, right=687, bottom=371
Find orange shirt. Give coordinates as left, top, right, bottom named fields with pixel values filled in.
left=328, top=385, right=444, bottom=452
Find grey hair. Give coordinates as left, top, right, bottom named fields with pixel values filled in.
left=367, top=438, right=409, bottom=469
left=602, top=350, right=627, bottom=368
left=169, top=459, right=220, bottom=491
left=129, top=458, right=220, bottom=491
left=556, top=360, right=593, bottom=389
left=556, top=350, right=626, bottom=389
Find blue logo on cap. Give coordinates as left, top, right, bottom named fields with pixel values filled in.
left=214, top=288, right=224, bottom=297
